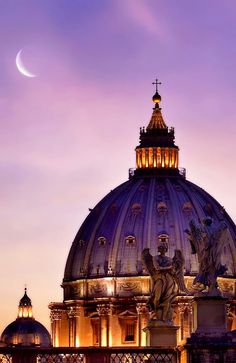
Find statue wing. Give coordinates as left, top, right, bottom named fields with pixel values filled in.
left=172, top=249, right=190, bottom=294
left=187, top=219, right=204, bottom=255
left=141, top=248, right=156, bottom=278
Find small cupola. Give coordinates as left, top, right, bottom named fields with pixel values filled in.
left=18, top=288, right=33, bottom=319
left=134, top=79, right=179, bottom=176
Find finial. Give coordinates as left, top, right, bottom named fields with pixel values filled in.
left=24, top=284, right=27, bottom=294
left=152, top=78, right=162, bottom=106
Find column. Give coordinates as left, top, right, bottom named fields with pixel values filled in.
left=96, top=304, right=111, bottom=347
left=187, top=302, right=193, bottom=336
left=67, top=306, right=80, bottom=347
left=50, top=309, right=62, bottom=347
left=177, top=303, right=185, bottom=342
left=136, top=303, right=149, bottom=346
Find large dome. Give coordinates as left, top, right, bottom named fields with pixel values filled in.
left=64, top=92, right=236, bottom=286
left=50, top=87, right=236, bottom=348
left=64, top=175, right=236, bottom=282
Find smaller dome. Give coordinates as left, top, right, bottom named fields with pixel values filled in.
left=1, top=319, right=51, bottom=347
left=0, top=289, right=51, bottom=347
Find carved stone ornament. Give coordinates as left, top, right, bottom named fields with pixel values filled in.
left=50, top=310, right=63, bottom=322
left=96, top=304, right=112, bottom=316
left=118, top=281, right=140, bottom=292
left=177, top=302, right=192, bottom=315
left=136, top=302, right=149, bottom=315
left=67, top=306, right=80, bottom=319
left=218, top=280, right=234, bottom=297
left=89, top=282, right=107, bottom=295
left=72, top=284, right=82, bottom=297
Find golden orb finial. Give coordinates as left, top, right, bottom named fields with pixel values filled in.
left=152, top=78, right=162, bottom=104
left=152, top=91, right=161, bottom=104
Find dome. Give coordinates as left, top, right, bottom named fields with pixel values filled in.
left=63, top=88, right=236, bottom=287
left=50, top=84, right=236, bottom=348
left=0, top=289, right=51, bottom=347
left=1, top=319, right=51, bottom=347
left=64, top=176, right=236, bottom=282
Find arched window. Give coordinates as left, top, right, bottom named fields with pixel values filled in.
left=157, top=202, right=168, bottom=213
left=98, top=237, right=106, bottom=246
left=158, top=234, right=169, bottom=243
left=125, top=235, right=136, bottom=245
left=131, top=203, right=141, bottom=214
left=182, top=202, right=192, bottom=211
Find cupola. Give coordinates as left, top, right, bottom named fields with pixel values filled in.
left=18, top=288, right=33, bottom=319
left=135, top=79, right=179, bottom=176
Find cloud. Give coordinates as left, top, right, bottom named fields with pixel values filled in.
left=118, top=0, right=171, bottom=40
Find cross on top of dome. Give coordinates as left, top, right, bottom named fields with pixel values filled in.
left=152, top=78, right=162, bottom=92
left=152, top=78, right=162, bottom=105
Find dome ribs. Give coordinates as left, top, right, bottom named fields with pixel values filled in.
left=109, top=179, right=143, bottom=276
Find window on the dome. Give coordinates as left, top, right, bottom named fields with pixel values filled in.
left=131, top=203, right=141, bottom=214
left=157, top=202, right=168, bottom=213
left=79, top=240, right=85, bottom=247
left=158, top=234, right=169, bottom=243
left=125, top=235, right=136, bottom=245
left=182, top=202, right=192, bottom=211
left=98, top=237, right=106, bottom=246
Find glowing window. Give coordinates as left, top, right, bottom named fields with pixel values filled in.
left=125, top=235, right=136, bottom=245
left=158, top=234, right=169, bottom=243
left=98, top=237, right=106, bottom=246
left=79, top=240, right=85, bottom=247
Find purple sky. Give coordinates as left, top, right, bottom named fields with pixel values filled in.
left=1, top=0, right=236, bottom=332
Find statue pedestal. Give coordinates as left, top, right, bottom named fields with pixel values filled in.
left=192, top=295, right=228, bottom=335
left=181, top=296, right=236, bottom=363
left=143, top=320, right=179, bottom=348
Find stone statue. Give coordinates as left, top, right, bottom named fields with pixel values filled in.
left=141, top=242, right=188, bottom=323
left=185, top=217, right=228, bottom=296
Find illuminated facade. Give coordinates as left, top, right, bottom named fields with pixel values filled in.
left=49, top=86, right=236, bottom=347
left=1, top=289, right=51, bottom=347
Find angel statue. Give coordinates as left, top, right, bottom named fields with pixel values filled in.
left=141, top=242, right=188, bottom=323
left=185, top=217, right=228, bottom=296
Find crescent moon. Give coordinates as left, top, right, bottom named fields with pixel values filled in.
left=16, top=49, right=37, bottom=78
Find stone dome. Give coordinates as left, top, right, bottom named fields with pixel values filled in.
left=64, top=176, right=236, bottom=282
left=1, top=289, right=51, bottom=347
left=64, top=91, right=236, bottom=285
left=1, top=319, right=51, bottom=347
